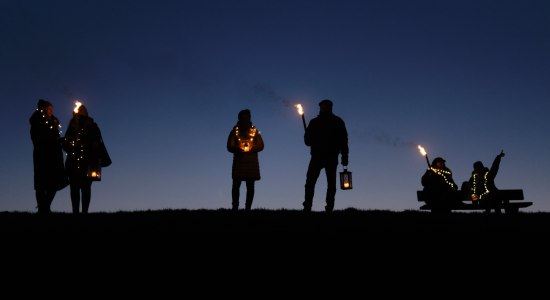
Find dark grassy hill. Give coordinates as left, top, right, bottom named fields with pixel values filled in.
left=1, top=208, right=550, bottom=233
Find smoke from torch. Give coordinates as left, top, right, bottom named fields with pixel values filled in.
left=418, top=145, right=431, bottom=168
left=74, top=101, right=82, bottom=114
left=294, top=104, right=306, bottom=131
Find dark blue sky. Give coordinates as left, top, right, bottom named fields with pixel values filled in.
left=1, top=0, right=549, bottom=212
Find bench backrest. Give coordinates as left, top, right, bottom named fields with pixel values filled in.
left=417, top=189, right=524, bottom=202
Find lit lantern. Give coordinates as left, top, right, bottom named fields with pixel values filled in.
left=339, top=167, right=352, bottom=190
left=241, top=141, right=251, bottom=152
left=87, top=161, right=102, bottom=181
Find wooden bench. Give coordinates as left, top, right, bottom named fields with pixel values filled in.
left=417, top=189, right=532, bottom=214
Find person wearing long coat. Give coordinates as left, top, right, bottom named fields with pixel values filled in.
left=227, top=109, right=264, bottom=211
left=63, top=104, right=104, bottom=214
left=30, top=99, right=69, bottom=213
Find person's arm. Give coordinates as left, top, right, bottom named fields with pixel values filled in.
left=421, top=170, right=432, bottom=187
left=227, top=129, right=239, bottom=153
left=489, top=151, right=505, bottom=179
left=253, top=131, right=264, bottom=153
left=339, top=119, right=349, bottom=166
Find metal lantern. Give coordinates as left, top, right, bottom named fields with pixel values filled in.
left=87, top=161, right=102, bottom=181
left=339, top=167, right=352, bottom=190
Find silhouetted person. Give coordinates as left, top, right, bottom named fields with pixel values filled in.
left=421, top=157, right=461, bottom=212
left=63, top=104, right=106, bottom=214
left=469, top=151, right=506, bottom=214
left=227, top=109, right=264, bottom=211
left=303, top=99, right=349, bottom=212
left=30, top=99, right=69, bottom=213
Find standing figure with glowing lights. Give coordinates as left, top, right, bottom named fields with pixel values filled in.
left=303, top=99, right=349, bottom=213
left=421, top=157, right=461, bottom=211
left=227, top=109, right=264, bottom=211
left=29, top=99, right=69, bottom=214
left=63, top=103, right=108, bottom=214
left=469, top=151, right=505, bottom=213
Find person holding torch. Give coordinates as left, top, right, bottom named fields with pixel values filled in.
left=303, top=99, right=349, bottom=213
left=421, top=156, right=462, bottom=212
left=227, top=109, right=264, bottom=211
left=63, top=102, right=108, bottom=214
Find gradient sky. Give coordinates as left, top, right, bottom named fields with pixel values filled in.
left=1, top=0, right=549, bottom=212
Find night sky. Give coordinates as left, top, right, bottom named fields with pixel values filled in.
left=1, top=0, right=549, bottom=212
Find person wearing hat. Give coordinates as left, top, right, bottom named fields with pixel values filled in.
left=468, top=150, right=506, bottom=213
left=421, top=156, right=460, bottom=211
left=226, top=109, right=265, bottom=211
left=303, top=99, right=349, bottom=212
left=29, top=99, right=69, bottom=213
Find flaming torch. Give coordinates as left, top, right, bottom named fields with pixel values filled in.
left=418, top=145, right=431, bottom=168
left=74, top=100, right=82, bottom=114
left=294, top=104, right=306, bottom=131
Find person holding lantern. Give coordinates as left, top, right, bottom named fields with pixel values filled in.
left=303, top=99, right=349, bottom=213
left=227, top=109, right=264, bottom=211
left=469, top=151, right=506, bottom=213
left=29, top=99, right=69, bottom=214
left=421, top=157, right=462, bottom=212
left=63, top=103, right=109, bottom=214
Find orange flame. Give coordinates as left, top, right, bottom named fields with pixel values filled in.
left=418, top=145, right=427, bottom=156
left=294, top=104, right=304, bottom=115
left=74, top=101, right=82, bottom=114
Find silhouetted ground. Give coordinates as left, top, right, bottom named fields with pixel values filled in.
left=2, top=208, right=549, bottom=282
left=1, top=208, right=550, bottom=233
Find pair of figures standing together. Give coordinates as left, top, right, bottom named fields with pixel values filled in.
left=30, top=99, right=110, bottom=214
left=227, top=99, right=349, bottom=212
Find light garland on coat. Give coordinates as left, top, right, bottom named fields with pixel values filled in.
left=472, top=172, right=490, bottom=200
left=430, top=167, right=455, bottom=189
left=235, top=125, right=257, bottom=152
left=37, top=108, right=62, bottom=135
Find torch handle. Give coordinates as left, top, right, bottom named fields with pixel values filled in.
left=425, top=155, right=431, bottom=168
left=301, top=114, right=306, bottom=131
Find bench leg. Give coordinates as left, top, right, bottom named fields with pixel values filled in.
left=505, top=206, right=519, bottom=214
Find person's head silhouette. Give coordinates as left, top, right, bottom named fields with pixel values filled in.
left=238, top=109, right=251, bottom=124
left=319, top=99, right=333, bottom=114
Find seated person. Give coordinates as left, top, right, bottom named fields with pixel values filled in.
left=421, top=157, right=463, bottom=211
left=469, top=151, right=505, bottom=213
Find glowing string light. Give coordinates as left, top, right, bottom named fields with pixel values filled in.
left=430, top=166, right=455, bottom=189
left=235, top=125, right=258, bottom=152
left=472, top=172, right=490, bottom=200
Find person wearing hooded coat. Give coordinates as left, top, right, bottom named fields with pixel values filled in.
left=63, top=104, right=109, bottom=214
left=469, top=151, right=506, bottom=213
left=227, top=109, right=264, bottom=211
left=30, top=99, right=69, bottom=213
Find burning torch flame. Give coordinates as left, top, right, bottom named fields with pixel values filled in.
left=418, top=145, right=427, bottom=156
left=294, top=104, right=306, bottom=130
left=294, top=104, right=304, bottom=115
left=418, top=145, right=431, bottom=168
left=74, top=101, right=82, bottom=114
